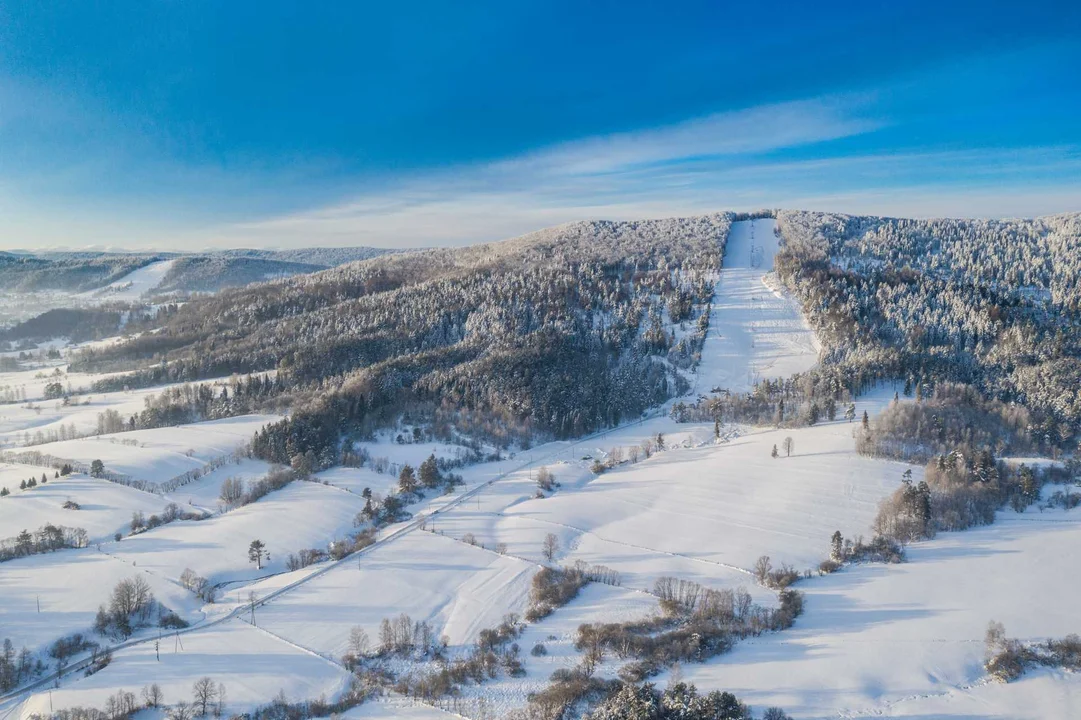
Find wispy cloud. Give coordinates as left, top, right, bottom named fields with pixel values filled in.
left=204, top=98, right=1079, bottom=249
left=207, top=97, right=882, bottom=247
left=4, top=90, right=1078, bottom=251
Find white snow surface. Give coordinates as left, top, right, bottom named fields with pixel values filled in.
left=17, top=620, right=350, bottom=720
left=0, top=469, right=169, bottom=543
left=697, top=219, right=819, bottom=394
left=77, top=260, right=176, bottom=303
left=4, top=218, right=1079, bottom=720
left=23, top=415, right=280, bottom=487
left=665, top=509, right=1081, bottom=719
left=252, top=531, right=537, bottom=655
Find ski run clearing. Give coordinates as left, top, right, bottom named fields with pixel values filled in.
left=2, top=220, right=1078, bottom=719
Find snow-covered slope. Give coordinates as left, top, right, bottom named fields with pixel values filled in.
left=77, top=259, right=176, bottom=303
left=697, top=218, right=819, bottom=393
left=667, top=508, right=1081, bottom=719
left=4, top=215, right=1078, bottom=720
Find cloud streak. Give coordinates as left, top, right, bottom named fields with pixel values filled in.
left=205, top=98, right=1079, bottom=249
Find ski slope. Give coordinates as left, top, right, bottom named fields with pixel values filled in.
left=697, top=218, right=819, bottom=393
left=78, top=259, right=176, bottom=303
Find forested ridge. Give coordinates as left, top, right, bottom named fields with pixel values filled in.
left=71, top=215, right=731, bottom=459
left=775, top=210, right=1081, bottom=448
left=0, top=253, right=164, bottom=293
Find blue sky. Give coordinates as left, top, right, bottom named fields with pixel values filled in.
left=1, top=1, right=1079, bottom=249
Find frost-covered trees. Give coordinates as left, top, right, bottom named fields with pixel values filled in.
left=775, top=210, right=1081, bottom=449
left=536, top=465, right=555, bottom=492
left=77, top=215, right=731, bottom=457
left=94, top=576, right=156, bottom=639
left=585, top=681, right=752, bottom=719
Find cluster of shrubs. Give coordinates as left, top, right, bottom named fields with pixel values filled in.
left=285, top=523, right=377, bottom=573
left=128, top=502, right=207, bottom=538
left=575, top=576, right=804, bottom=683
left=48, top=633, right=99, bottom=664
left=514, top=668, right=616, bottom=720
left=218, top=467, right=296, bottom=510
left=819, top=531, right=905, bottom=573
left=242, top=676, right=380, bottom=720
left=751, top=556, right=801, bottom=590
left=985, top=621, right=1081, bottom=683
left=525, top=566, right=590, bottom=622
left=393, top=614, right=526, bottom=701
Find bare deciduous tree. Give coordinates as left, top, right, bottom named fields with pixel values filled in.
left=142, top=684, right=164, bottom=709
left=542, top=533, right=559, bottom=562
left=348, top=626, right=370, bottom=658
left=192, top=677, right=218, bottom=717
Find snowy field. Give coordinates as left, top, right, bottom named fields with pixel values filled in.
left=0, top=548, right=203, bottom=654
left=667, top=508, right=1081, bottom=719
left=426, top=391, right=905, bottom=598
left=13, top=415, right=280, bottom=487
left=697, top=218, right=819, bottom=394
left=108, top=480, right=369, bottom=586
left=0, top=469, right=170, bottom=543
left=16, top=620, right=351, bottom=720
left=252, top=531, right=537, bottom=656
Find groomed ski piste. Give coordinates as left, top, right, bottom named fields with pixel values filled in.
left=2, top=220, right=1078, bottom=719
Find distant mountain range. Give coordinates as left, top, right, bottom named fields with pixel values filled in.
left=0, top=247, right=397, bottom=295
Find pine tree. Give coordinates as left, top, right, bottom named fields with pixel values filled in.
left=398, top=464, right=417, bottom=494
left=915, top=480, right=932, bottom=535
left=248, top=539, right=266, bottom=570
left=830, top=531, right=844, bottom=562
left=418, top=454, right=439, bottom=489
left=771, top=444, right=779, bottom=459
